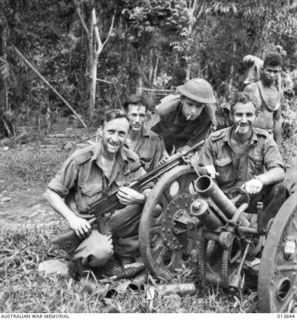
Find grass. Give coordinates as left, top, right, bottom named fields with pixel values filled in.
left=0, top=227, right=257, bottom=313
left=0, top=107, right=296, bottom=313
left=0, top=144, right=69, bottom=192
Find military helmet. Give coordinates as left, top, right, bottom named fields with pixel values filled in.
left=176, top=78, right=216, bottom=104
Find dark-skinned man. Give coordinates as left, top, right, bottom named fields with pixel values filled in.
left=46, top=109, right=151, bottom=275
left=196, top=92, right=288, bottom=229
left=123, top=94, right=166, bottom=172
left=243, top=52, right=283, bottom=145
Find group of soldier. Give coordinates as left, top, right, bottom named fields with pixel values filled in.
left=45, top=51, right=288, bottom=277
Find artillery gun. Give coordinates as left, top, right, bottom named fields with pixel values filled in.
left=139, top=164, right=297, bottom=313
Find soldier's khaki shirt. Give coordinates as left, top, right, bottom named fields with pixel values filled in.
left=48, top=141, right=146, bottom=217
left=126, top=127, right=165, bottom=172
left=198, top=127, right=285, bottom=192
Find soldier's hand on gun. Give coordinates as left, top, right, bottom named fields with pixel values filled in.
left=158, top=149, right=171, bottom=166
left=68, top=215, right=91, bottom=239
left=117, top=186, right=146, bottom=205
left=241, top=178, right=263, bottom=194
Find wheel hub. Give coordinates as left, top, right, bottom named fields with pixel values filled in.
left=161, top=193, right=195, bottom=250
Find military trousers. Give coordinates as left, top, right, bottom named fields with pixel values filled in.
left=247, top=182, right=289, bottom=231
left=72, top=203, right=142, bottom=267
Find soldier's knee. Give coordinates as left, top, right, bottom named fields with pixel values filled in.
left=89, top=231, right=114, bottom=267
left=89, top=246, right=113, bottom=267
left=73, top=229, right=114, bottom=267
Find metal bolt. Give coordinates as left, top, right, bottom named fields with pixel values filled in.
left=191, top=202, right=202, bottom=212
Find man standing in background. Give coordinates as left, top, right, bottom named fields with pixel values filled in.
left=243, top=52, right=283, bottom=144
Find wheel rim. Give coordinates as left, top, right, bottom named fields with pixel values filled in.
left=258, top=192, right=297, bottom=313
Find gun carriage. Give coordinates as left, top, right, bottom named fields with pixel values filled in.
left=138, top=162, right=297, bottom=313
left=52, top=139, right=297, bottom=313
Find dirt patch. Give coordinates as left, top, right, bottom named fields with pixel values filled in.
left=0, top=127, right=97, bottom=231
left=0, top=188, right=64, bottom=231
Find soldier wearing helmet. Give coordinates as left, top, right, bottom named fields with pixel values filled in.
left=149, top=78, right=217, bottom=153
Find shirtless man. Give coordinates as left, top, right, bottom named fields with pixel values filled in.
left=244, top=52, right=283, bottom=144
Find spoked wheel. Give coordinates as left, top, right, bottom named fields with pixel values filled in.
left=258, top=192, right=297, bottom=313
left=139, top=165, right=198, bottom=278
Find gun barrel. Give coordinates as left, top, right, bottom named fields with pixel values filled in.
left=194, top=175, right=249, bottom=227
left=190, top=198, right=223, bottom=230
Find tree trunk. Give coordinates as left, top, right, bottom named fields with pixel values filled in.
left=229, top=41, right=237, bottom=90
left=136, top=77, right=143, bottom=95
left=152, top=55, right=159, bottom=86
left=186, top=60, right=191, bottom=80
left=2, top=27, right=9, bottom=111
left=89, top=8, right=97, bottom=120
left=88, top=8, right=115, bottom=119
left=148, top=48, right=153, bottom=84
left=185, top=0, right=206, bottom=79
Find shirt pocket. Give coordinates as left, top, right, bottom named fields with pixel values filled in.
left=248, top=153, right=263, bottom=175
left=215, top=156, right=235, bottom=185
left=79, top=182, right=103, bottom=208
left=139, top=150, right=152, bottom=162
left=139, top=151, right=152, bottom=170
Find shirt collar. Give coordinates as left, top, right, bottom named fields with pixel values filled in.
left=91, top=139, right=128, bottom=167
left=124, top=127, right=150, bottom=149
left=142, top=126, right=151, bottom=137
left=224, top=126, right=258, bottom=145
left=223, top=127, right=232, bottom=143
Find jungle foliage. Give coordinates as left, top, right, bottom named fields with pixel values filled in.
left=0, top=0, right=297, bottom=126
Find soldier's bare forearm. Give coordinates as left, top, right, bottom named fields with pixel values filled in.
left=45, top=188, right=80, bottom=223
left=256, top=167, right=285, bottom=186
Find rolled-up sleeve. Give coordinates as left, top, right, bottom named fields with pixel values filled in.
left=47, top=156, right=78, bottom=198
left=197, top=138, right=215, bottom=167
left=263, top=136, right=285, bottom=170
